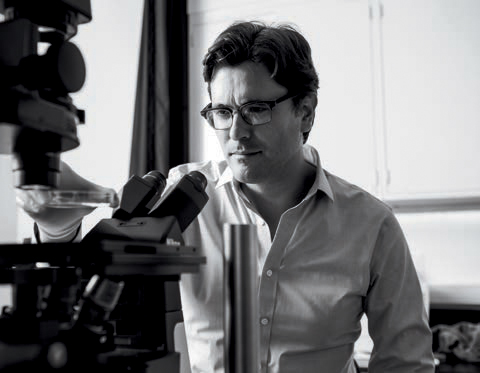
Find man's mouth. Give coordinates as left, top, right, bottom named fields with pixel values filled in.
left=229, top=150, right=261, bottom=157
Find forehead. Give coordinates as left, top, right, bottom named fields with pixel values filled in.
left=210, top=61, right=287, bottom=103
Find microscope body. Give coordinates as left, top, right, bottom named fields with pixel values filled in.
left=0, top=0, right=91, bottom=190
left=0, top=182, right=208, bottom=372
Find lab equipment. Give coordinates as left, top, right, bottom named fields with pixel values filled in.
left=0, top=0, right=90, bottom=190
left=0, top=2, right=209, bottom=372
left=0, top=169, right=208, bottom=372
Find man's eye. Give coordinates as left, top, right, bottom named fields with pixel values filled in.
left=244, top=104, right=269, bottom=115
left=213, top=109, right=231, bottom=118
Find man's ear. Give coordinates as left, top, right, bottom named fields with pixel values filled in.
left=299, top=93, right=317, bottom=133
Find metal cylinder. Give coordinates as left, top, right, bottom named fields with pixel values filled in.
left=223, top=224, right=259, bottom=373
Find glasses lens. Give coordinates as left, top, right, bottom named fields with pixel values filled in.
left=241, top=103, right=272, bottom=125
left=206, top=109, right=232, bottom=129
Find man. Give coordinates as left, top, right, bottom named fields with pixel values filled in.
left=21, top=21, right=434, bottom=373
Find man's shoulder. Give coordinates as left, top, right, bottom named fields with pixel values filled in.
left=167, top=159, right=228, bottom=186
left=324, top=169, right=393, bottom=216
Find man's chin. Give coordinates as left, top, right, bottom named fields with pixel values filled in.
left=229, top=164, right=263, bottom=184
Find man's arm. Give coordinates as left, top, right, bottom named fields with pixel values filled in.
left=17, top=161, right=116, bottom=243
left=365, top=212, right=435, bottom=372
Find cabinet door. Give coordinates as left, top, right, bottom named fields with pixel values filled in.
left=380, top=0, right=480, bottom=199
left=188, top=0, right=377, bottom=193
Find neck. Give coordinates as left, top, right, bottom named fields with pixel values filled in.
left=241, top=160, right=316, bottom=238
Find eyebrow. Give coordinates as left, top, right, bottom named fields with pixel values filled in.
left=211, top=103, right=231, bottom=109
left=211, top=98, right=266, bottom=110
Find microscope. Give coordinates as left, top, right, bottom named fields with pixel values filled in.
left=0, top=1, right=208, bottom=372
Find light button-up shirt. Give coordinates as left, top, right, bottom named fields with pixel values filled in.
left=155, top=145, right=435, bottom=373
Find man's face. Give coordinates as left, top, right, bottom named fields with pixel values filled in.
left=210, top=61, right=311, bottom=185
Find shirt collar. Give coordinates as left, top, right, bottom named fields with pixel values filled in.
left=215, top=144, right=334, bottom=201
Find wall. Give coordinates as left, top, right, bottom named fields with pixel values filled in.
left=397, top=211, right=480, bottom=302
left=66, top=0, right=143, bottom=188
left=0, top=156, right=16, bottom=310
left=0, top=156, right=16, bottom=243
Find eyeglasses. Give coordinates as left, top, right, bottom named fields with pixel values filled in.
left=200, top=92, right=296, bottom=130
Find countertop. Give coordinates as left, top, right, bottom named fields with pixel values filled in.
left=435, top=363, right=480, bottom=372
left=358, top=361, right=480, bottom=372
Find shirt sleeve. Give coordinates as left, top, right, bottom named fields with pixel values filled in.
left=365, top=212, right=435, bottom=373
left=148, top=166, right=187, bottom=211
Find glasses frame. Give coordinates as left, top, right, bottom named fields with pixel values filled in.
left=200, top=92, right=297, bottom=129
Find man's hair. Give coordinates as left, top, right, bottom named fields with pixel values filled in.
left=202, top=21, right=319, bottom=142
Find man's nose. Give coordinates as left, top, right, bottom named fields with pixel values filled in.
left=229, top=112, right=251, bottom=140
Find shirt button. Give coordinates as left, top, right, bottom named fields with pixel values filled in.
left=260, top=318, right=269, bottom=326
left=266, top=269, right=273, bottom=277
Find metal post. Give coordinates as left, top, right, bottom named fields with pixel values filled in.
left=223, top=224, right=259, bottom=373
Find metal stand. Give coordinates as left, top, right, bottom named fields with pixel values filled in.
left=223, top=224, right=260, bottom=373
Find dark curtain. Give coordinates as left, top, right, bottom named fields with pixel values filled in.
left=129, top=0, right=189, bottom=177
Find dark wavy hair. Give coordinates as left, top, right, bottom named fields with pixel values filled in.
left=202, top=21, right=319, bottom=142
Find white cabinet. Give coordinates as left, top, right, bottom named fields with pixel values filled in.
left=379, top=0, right=480, bottom=206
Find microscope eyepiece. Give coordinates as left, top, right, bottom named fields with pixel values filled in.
left=186, top=170, right=207, bottom=191
left=142, top=170, right=167, bottom=194
left=112, top=171, right=167, bottom=220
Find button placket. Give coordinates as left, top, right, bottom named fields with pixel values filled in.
left=259, top=258, right=279, bottom=372
left=257, top=209, right=300, bottom=372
